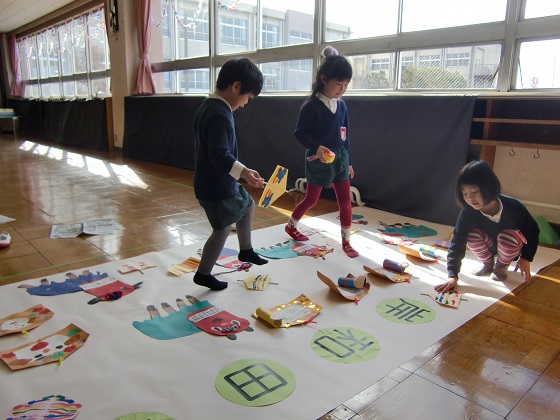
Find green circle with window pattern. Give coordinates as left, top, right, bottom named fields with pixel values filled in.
left=311, top=327, right=380, bottom=364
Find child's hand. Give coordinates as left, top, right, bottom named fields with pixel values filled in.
left=435, top=277, right=458, bottom=293
left=514, top=258, right=532, bottom=283
left=349, top=165, right=355, bottom=179
left=316, top=145, right=331, bottom=163
left=242, top=168, right=265, bottom=188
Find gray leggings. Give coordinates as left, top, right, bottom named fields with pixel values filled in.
left=197, top=202, right=254, bottom=275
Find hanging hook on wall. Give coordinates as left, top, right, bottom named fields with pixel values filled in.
left=509, top=147, right=515, bottom=156
left=534, top=149, right=540, bottom=159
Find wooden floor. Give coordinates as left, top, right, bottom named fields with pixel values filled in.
left=1, top=134, right=559, bottom=419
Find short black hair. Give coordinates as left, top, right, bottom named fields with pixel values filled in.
left=216, top=58, right=263, bottom=96
left=455, top=160, right=502, bottom=208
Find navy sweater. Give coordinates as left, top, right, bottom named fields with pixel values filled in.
left=294, top=96, right=350, bottom=157
left=447, top=195, right=540, bottom=278
left=193, top=98, right=238, bottom=201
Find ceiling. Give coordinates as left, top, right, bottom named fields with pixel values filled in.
left=0, top=0, right=76, bottom=34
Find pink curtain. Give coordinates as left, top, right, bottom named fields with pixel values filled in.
left=9, top=35, right=23, bottom=97
left=134, top=0, right=156, bottom=94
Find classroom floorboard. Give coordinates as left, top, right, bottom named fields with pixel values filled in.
left=1, top=133, right=559, bottom=419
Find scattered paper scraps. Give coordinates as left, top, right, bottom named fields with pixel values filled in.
left=167, top=257, right=200, bottom=275
left=118, top=261, right=156, bottom=274
left=0, top=305, right=54, bottom=337
left=363, top=265, right=412, bottom=283
left=258, top=165, right=289, bottom=208
left=376, top=298, right=437, bottom=324
left=239, top=274, right=275, bottom=291
left=186, top=295, right=253, bottom=340
left=0, top=214, right=16, bottom=223
left=81, top=277, right=142, bottom=304
left=8, top=394, right=82, bottom=420
left=316, top=271, right=370, bottom=301
left=422, top=291, right=465, bottom=308
left=254, top=294, right=322, bottom=328
left=311, top=327, right=380, bottom=364
left=114, top=413, right=173, bottom=420
left=256, top=240, right=333, bottom=260
left=0, top=324, right=89, bottom=370
left=133, top=298, right=212, bottom=340
left=18, top=271, right=109, bottom=296
left=50, top=218, right=120, bottom=238
left=378, top=221, right=437, bottom=238
left=215, top=358, right=296, bottom=407
left=435, top=238, right=452, bottom=249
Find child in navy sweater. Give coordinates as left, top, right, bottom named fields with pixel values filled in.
left=193, top=58, right=268, bottom=290
left=436, top=160, right=539, bottom=293
left=285, top=46, right=359, bottom=258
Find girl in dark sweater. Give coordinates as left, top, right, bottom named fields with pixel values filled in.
left=436, top=160, right=539, bottom=292
left=285, top=46, right=358, bottom=258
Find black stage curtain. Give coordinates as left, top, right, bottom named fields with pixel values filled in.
left=8, top=98, right=108, bottom=151
left=123, top=95, right=475, bottom=225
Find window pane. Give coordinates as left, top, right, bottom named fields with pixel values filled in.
left=92, top=77, right=110, bottom=97
left=402, top=0, right=507, bottom=32
left=398, top=45, right=501, bottom=89
left=76, top=80, right=89, bottom=96
left=49, top=82, right=61, bottom=97
left=153, top=71, right=176, bottom=93
left=73, top=18, right=88, bottom=73
left=217, top=0, right=256, bottom=54
left=259, top=59, right=312, bottom=91
left=524, top=0, right=560, bottom=19
left=261, top=0, right=314, bottom=48
left=515, top=39, right=560, bottom=89
left=177, top=68, right=209, bottom=93
left=347, top=53, right=395, bottom=90
left=89, top=10, right=108, bottom=71
left=326, top=0, right=398, bottom=41
left=63, top=81, right=76, bottom=97
left=176, top=0, right=209, bottom=59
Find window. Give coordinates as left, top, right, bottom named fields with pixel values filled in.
left=260, top=60, right=313, bottom=91
left=262, top=0, right=314, bottom=46
left=516, top=38, right=560, bottom=89
left=372, top=58, right=390, bottom=71
left=217, top=0, right=256, bottom=55
left=446, top=53, right=470, bottom=67
left=524, top=0, right=560, bottom=19
left=262, top=66, right=280, bottom=91
left=347, top=53, right=395, bottom=90
left=419, top=55, right=441, bottom=67
left=221, top=16, right=249, bottom=46
left=262, top=23, right=279, bottom=48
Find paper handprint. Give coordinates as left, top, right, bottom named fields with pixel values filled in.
left=378, top=221, right=437, bottom=238
left=18, top=270, right=108, bottom=296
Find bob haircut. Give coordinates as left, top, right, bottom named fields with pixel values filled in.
left=216, top=58, right=263, bottom=96
left=312, top=47, right=353, bottom=96
left=455, top=160, right=501, bottom=208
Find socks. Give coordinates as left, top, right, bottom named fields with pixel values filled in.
left=491, top=263, right=509, bottom=281
left=285, top=224, right=309, bottom=241
left=193, top=272, right=228, bottom=290
left=342, top=241, right=359, bottom=258
left=471, top=260, right=494, bottom=276
left=238, top=249, right=268, bottom=265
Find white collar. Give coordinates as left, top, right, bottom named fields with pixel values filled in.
left=481, top=198, right=503, bottom=223
left=317, top=92, right=337, bottom=114
left=208, top=93, right=232, bottom=111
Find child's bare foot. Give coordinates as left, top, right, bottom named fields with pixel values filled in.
left=342, top=241, right=359, bottom=258
left=285, top=224, right=309, bottom=241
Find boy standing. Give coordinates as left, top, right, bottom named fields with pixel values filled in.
left=193, top=58, right=268, bottom=290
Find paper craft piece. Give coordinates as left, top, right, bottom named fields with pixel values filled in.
left=316, top=271, right=370, bottom=301
left=363, top=265, right=412, bottom=283
left=0, top=305, right=54, bottom=337
left=1, top=324, right=89, bottom=370
left=167, top=257, right=200, bottom=275
left=311, top=327, right=380, bottom=364
left=118, top=261, right=156, bottom=274
left=50, top=223, right=83, bottom=238
left=259, top=165, right=288, bottom=208
left=254, top=294, right=322, bottom=328
left=80, top=276, right=142, bottom=304
left=376, top=298, right=436, bottom=324
left=114, top=413, right=173, bottom=420
left=398, top=243, right=437, bottom=261
left=8, top=394, right=82, bottom=419
left=256, top=240, right=333, bottom=260
left=50, top=219, right=119, bottom=238
left=338, top=214, right=368, bottom=225
left=18, top=271, right=108, bottom=296
left=241, top=274, right=273, bottom=291
left=215, top=247, right=245, bottom=269
left=186, top=295, right=253, bottom=340
left=435, top=238, right=452, bottom=249
left=380, top=233, right=416, bottom=246
left=0, top=214, right=16, bottom=223
left=378, top=221, right=437, bottom=238
left=215, top=358, right=296, bottom=407
left=133, top=298, right=212, bottom=340
left=423, top=291, right=464, bottom=308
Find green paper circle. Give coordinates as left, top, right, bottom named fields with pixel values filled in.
left=376, top=298, right=436, bottom=324
left=114, top=412, right=173, bottom=420
left=311, top=327, right=380, bottom=364
left=215, top=358, right=296, bottom=406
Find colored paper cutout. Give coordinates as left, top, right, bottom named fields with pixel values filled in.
left=363, top=265, right=411, bottom=283
left=215, top=247, right=245, bottom=269
left=376, top=298, right=436, bottom=324
left=132, top=298, right=212, bottom=340
left=114, top=413, right=173, bottom=420
left=18, top=270, right=108, bottom=296
left=423, top=291, right=464, bottom=308
left=167, top=257, right=200, bottom=275
left=186, top=295, right=253, bottom=340
left=0, top=305, right=54, bottom=337
left=8, top=394, right=82, bottom=419
left=397, top=243, right=437, bottom=261
left=81, top=276, right=142, bottom=304
left=1, top=324, right=89, bottom=370
left=316, top=271, right=370, bottom=301
left=258, top=165, right=288, bottom=208
left=256, top=240, right=333, bottom=260
left=254, top=294, right=322, bottom=328
left=241, top=274, right=273, bottom=291
left=311, top=327, right=380, bottom=364
left=118, top=261, right=156, bottom=274
left=378, top=221, right=437, bottom=238
left=215, top=358, right=296, bottom=406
